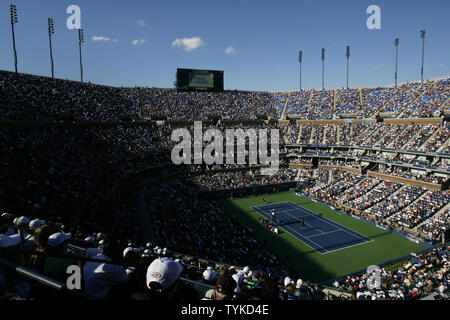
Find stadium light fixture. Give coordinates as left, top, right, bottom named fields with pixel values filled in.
left=420, top=30, right=425, bottom=83
left=321, top=48, right=325, bottom=90
left=48, top=18, right=55, bottom=79
left=346, top=46, right=350, bottom=89
left=78, top=28, right=85, bottom=83
left=10, top=3, right=19, bottom=73
left=394, top=38, right=399, bottom=86
left=299, top=50, right=303, bottom=91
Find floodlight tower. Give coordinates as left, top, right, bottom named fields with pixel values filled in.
left=420, top=30, right=426, bottom=83
left=299, top=50, right=303, bottom=91
left=346, top=46, right=350, bottom=89
left=321, top=48, right=325, bottom=90
left=10, top=4, right=19, bottom=73
left=48, top=18, right=55, bottom=78
left=78, top=28, right=85, bottom=83
left=394, top=38, right=399, bottom=86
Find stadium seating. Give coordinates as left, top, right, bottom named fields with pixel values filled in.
left=0, top=70, right=449, bottom=300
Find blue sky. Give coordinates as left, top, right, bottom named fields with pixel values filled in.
left=0, top=0, right=449, bottom=91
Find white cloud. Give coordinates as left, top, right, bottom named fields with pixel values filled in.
left=172, top=37, right=205, bottom=52
left=225, top=46, right=238, bottom=55
left=132, top=39, right=146, bottom=46
left=91, top=36, right=111, bottom=42
left=137, top=20, right=147, bottom=27
left=437, top=64, right=445, bottom=69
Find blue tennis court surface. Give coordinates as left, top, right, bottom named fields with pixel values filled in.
left=251, top=202, right=372, bottom=254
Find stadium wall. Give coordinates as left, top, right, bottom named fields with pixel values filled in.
left=368, top=171, right=443, bottom=191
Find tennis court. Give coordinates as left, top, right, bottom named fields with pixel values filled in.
left=252, top=201, right=373, bottom=254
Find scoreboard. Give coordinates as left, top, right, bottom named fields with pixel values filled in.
left=176, top=68, right=224, bottom=92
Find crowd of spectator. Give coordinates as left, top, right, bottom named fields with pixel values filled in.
left=192, top=168, right=297, bottom=191
left=303, top=168, right=449, bottom=241
left=304, top=170, right=365, bottom=204
left=290, top=157, right=313, bottom=165
left=138, top=88, right=278, bottom=120
left=364, top=185, right=426, bottom=220
left=319, top=159, right=361, bottom=169
left=335, top=89, right=361, bottom=115
left=0, top=71, right=139, bottom=121
left=332, top=247, right=449, bottom=300
left=390, top=191, right=450, bottom=230
left=309, top=90, right=334, bottom=119
left=2, top=71, right=448, bottom=122
left=1, top=209, right=305, bottom=300
left=378, top=166, right=446, bottom=185
left=346, top=181, right=401, bottom=212
left=282, top=91, right=311, bottom=116
left=418, top=208, right=450, bottom=242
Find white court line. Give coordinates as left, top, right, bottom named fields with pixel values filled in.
left=319, top=238, right=375, bottom=254
left=254, top=201, right=295, bottom=210
left=307, top=229, right=342, bottom=239
left=251, top=201, right=324, bottom=233
left=286, top=202, right=371, bottom=242
left=281, top=222, right=329, bottom=254
left=250, top=205, right=329, bottom=254
left=258, top=207, right=322, bottom=235
left=251, top=202, right=373, bottom=254
left=274, top=208, right=324, bottom=235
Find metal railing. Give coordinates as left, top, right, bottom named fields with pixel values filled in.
left=0, top=257, right=98, bottom=300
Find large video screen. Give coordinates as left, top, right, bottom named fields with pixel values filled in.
left=177, top=68, right=224, bottom=92
left=189, top=72, right=214, bottom=89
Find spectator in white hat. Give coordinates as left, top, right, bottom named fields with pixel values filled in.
left=296, top=278, right=303, bottom=289
left=29, top=219, right=46, bottom=230
left=202, top=267, right=218, bottom=285
left=47, top=232, right=72, bottom=248
left=14, top=216, right=30, bottom=227
left=146, top=257, right=183, bottom=291
left=138, top=257, right=197, bottom=300
left=83, top=245, right=129, bottom=299
left=20, top=219, right=42, bottom=250
left=284, top=276, right=293, bottom=287
left=242, top=266, right=251, bottom=279
left=232, top=272, right=244, bottom=293
left=42, top=232, right=73, bottom=282
left=123, top=247, right=135, bottom=258
left=0, top=234, right=21, bottom=249
left=123, top=247, right=140, bottom=278
left=295, top=278, right=308, bottom=300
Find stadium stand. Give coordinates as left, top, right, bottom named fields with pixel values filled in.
left=0, top=70, right=449, bottom=300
